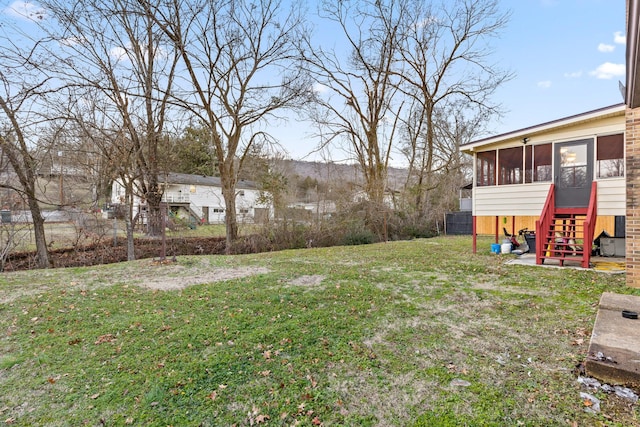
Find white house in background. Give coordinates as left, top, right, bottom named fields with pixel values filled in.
left=352, top=189, right=398, bottom=209
left=111, top=172, right=272, bottom=225
left=288, top=200, right=337, bottom=220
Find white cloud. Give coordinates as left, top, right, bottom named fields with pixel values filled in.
left=110, top=46, right=128, bottom=62
left=598, top=43, right=615, bottom=53
left=3, top=1, right=45, bottom=21
left=563, top=71, right=582, bottom=79
left=614, top=31, right=626, bottom=45
left=590, top=62, right=625, bottom=79
left=537, top=80, right=552, bottom=89
left=313, top=83, right=329, bottom=94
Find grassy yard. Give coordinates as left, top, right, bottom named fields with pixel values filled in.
left=0, top=236, right=637, bottom=426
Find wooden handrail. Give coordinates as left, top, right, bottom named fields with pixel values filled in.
left=536, top=184, right=555, bottom=265
left=582, top=182, right=598, bottom=268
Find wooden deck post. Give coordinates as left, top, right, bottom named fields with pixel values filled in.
left=472, top=216, right=477, bottom=254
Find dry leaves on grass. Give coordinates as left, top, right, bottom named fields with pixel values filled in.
left=94, top=334, right=116, bottom=345
left=247, top=406, right=270, bottom=425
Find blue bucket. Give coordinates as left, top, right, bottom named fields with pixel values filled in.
left=491, top=243, right=501, bottom=254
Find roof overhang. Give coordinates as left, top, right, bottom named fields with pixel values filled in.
left=460, top=103, right=626, bottom=153
left=627, top=0, right=640, bottom=108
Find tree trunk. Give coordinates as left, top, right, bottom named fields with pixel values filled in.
left=28, top=198, right=50, bottom=268
left=125, top=199, right=135, bottom=261
left=365, top=161, right=387, bottom=207
left=218, top=155, right=238, bottom=253
left=414, top=172, right=424, bottom=216
left=145, top=183, right=163, bottom=237
left=222, top=180, right=238, bottom=253
left=126, top=220, right=135, bottom=261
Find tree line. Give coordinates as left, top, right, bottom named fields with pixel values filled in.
left=0, top=0, right=511, bottom=268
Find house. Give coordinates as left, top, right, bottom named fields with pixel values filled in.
left=111, top=172, right=272, bottom=226
left=460, top=0, right=640, bottom=281
left=460, top=103, right=626, bottom=268
left=352, top=189, right=399, bottom=209
left=288, top=200, right=337, bottom=221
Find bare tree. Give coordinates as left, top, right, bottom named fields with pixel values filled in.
left=303, top=0, right=406, bottom=207
left=401, top=102, right=478, bottom=220
left=397, top=0, right=512, bottom=217
left=146, top=0, right=311, bottom=251
left=65, top=92, right=141, bottom=260
left=41, top=0, right=179, bottom=236
left=0, top=27, right=56, bottom=268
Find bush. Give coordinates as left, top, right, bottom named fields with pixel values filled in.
left=399, top=223, right=437, bottom=239
left=342, top=228, right=376, bottom=246
left=253, top=203, right=438, bottom=252
left=256, top=220, right=309, bottom=251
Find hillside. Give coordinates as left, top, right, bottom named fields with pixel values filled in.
left=285, top=159, right=408, bottom=190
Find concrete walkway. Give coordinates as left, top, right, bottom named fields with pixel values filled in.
left=586, top=292, right=640, bottom=387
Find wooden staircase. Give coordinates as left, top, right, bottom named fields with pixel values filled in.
left=536, top=183, right=597, bottom=268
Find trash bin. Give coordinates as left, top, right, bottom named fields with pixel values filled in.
left=524, top=233, right=536, bottom=253
left=1, top=210, right=11, bottom=223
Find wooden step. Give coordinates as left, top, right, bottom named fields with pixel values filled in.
left=539, top=254, right=586, bottom=267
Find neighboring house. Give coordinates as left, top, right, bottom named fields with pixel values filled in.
left=288, top=200, right=337, bottom=220
left=460, top=103, right=626, bottom=268
left=111, top=172, right=272, bottom=226
left=352, top=189, right=399, bottom=209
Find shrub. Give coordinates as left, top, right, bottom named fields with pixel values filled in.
left=342, top=227, right=376, bottom=246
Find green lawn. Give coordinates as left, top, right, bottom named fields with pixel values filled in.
left=0, top=236, right=637, bottom=426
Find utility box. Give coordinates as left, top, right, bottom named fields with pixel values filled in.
left=600, top=238, right=626, bottom=257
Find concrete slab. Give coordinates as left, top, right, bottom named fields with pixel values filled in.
left=585, top=292, right=640, bottom=387
left=504, top=254, right=625, bottom=273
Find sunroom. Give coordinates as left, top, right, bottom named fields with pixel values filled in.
left=460, top=103, right=626, bottom=267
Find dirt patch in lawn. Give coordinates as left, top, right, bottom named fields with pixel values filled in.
left=287, top=274, right=326, bottom=287
left=139, top=266, right=271, bottom=291
left=0, top=261, right=272, bottom=304
left=472, top=280, right=556, bottom=296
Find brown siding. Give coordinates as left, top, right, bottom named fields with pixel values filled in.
left=627, top=107, right=640, bottom=287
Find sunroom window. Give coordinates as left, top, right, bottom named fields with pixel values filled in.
left=498, top=146, right=523, bottom=185
left=476, top=150, right=496, bottom=186
left=525, top=143, right=552, bottom=183
left=597, top=134, right=624, bottom=178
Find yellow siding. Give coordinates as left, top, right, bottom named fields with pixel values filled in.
left=528, top=117, right=623, bottom=146
left=476, top=215, right=616, bottom=237
left=466, top=115, right=624, bottom=152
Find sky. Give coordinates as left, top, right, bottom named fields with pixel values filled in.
left=488, top=0, right=626, bottom=135
left=0, top=0, right=628, bottom=165
left=270, top=0, right=628, bottom=163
